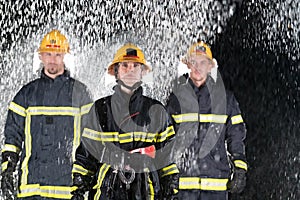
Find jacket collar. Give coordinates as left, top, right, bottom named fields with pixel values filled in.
left=186, top=75, right=215, bottom=94
left=41, top=68, right=70, bottom=82
left=113, top=84, right=143, bottom=103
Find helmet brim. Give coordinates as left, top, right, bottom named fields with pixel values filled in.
left=107, top=62, right=151, bottom=76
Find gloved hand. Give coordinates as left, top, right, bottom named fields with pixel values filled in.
left=161, top=173, right=179, bottom=200
left=71, top=173, right=92, bottom=200
left=71, top=192, right=84, bottom=200
left=227, top=168, right=246, bottom=193
left=1, top=151, right=18, bottom=200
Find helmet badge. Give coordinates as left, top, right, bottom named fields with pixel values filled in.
left=195, top=45, right=207, bottom=54
left=50, top=39, right=56, bottom=44
left=124, top=48, right=139, bottom=58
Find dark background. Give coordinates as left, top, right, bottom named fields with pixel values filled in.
left=213, top=1, right=299, bottom=199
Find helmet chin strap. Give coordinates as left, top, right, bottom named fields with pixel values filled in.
left=117, top=80, right=142, bottom=91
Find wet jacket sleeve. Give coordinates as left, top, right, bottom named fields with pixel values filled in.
left=73, top=103, right=100, bottom=176
left=2, top=87, right=27, bottom=156
left=74, top=81, right=93, bottom=117
left=165, top=93, right=181, bottom=133
left=226, top=93, right=248, bottom=171
left=154, top=101, right=179, bottom=178
left=72, top=143, right=98, bottom=177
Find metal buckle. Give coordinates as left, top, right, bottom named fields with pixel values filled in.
left=118, top=165, right=136, bottom=190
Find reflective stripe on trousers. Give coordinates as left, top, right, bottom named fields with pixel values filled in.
left=179, top=177, right=228, bottom=191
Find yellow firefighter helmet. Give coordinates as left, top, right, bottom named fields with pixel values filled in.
left=38, top=30, right=70, bottom=53
left=182, top=41, right=213, bottom=64
left=107, top=43, right=151, bottom=76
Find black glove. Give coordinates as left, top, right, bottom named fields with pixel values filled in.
left=71, top=192, right=84, bottom=200
left=227, top=168, right=246, bottom=193
left=1, top=151, right=18, bottom=200
left=71, top=173, right=92, bottom=200
left=161, top=174, right=179, bottom=200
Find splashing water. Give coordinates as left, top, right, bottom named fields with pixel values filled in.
left=0, top=0, right=299, bottom=199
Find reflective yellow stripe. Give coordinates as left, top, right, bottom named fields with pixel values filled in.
left=231, top=114, right=244, bottom=125
left=18, top=184, right=40, bottom=197
left=2, top=144, right=21, bottom=153
left=155, top=126, right=175, bottom=142
left=132, top=132, right=156, bottom=143
left=119, top=132, right=134, bottom=143
left=72, top=164, right=94, bottom=176
left=17, top=184, right=75, bottom=199
left=1, top=161, right=8, bottom=171
left=161, top=164, right=179, bottom=177
left=148, top=176, right=154, bottom=200
left=93, top=164, right=110, bottom=200
left=27, top=106, right=80, bottom=116
left=82, top=128, right=119, bottom=142
left=172, top=113, right=199, bottom=123
left=20, top=113, right=32, bottom=185
left=179, top=177, right=228, bottom=191
left=9, top=104, right=82, bottom=116
left=234, top=160, right=248, bottom=171
left=200, top=178, right=228, bottom=191
left=9, top=102, right=26, bottom=117
left=199, top=114, right=228, bottom=123
left=81, top=103, right=93, bottom=115
left=179, top=177, right=201, bottom=189
left=82, top=128, right=171, bottom=143
left=40, top=185, right=75, bottom=198
left=76, top=103, right=92, bottom=160
left=172, top=113, right=228, bottom=124
left=72, top=115, right=81, bottom=161
left=18, top=106, right=81, bottom=189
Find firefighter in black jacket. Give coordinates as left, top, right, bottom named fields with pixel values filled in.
left=0, top=30, right=92, bottom=199
left=71, top=43, right=179, bottom=200
left=166, top=41, right=247, bottom=200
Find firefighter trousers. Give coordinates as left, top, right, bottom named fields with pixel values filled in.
left=177, top=190, right=228, bottom=200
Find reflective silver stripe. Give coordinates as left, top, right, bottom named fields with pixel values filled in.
left=9, top=102, right=26, bottom=117
left=20, top=106, right=81, bottom=185
left=83, top=128, right=168, bottom=143
left=2, top=144, right=21, bottom=153
left=78, top=103, right=92, bottom=161
left=40, top=185, right=73, bottom=198
left=172, top=113, right=199, bottom=123
left=179, top=177, right=228, bottom=191
left=179, top=177, right=201, bottom=189
left=234, top=160, right=248, bottom=171
left=119, top=132, right=134, bottom=143
left=27, top=106, right=80, bottom=116
left=132, top=132, right=156, bottom=143
left=199, top=114, right=228, bottom=123
left=147, top=176, right=155, bottom=200
left=200, top=178, right=228, bottom=191
left=18, top=184, right=40, bottom=197
left=155, top=126, right=175, bottom=142
left=72, top=164, right=94, bottom=176
left=161, top=164, right=179, bottom=177
left=20, top=113, right=32, bottom=185
left=93, top=164, right=110, bottom=200
left=18, top=184, right=74, bottom=199
left=72, top=115, right=81, bottom=161
left=172, top=113, right=228, bottom=124
left=18, top=106, right=81, bottom=187
left=231, top=114, right=244, bottom=125
left=81, top=103, right=93, bottom=115
left=82, top=128, right=119, bottom=142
